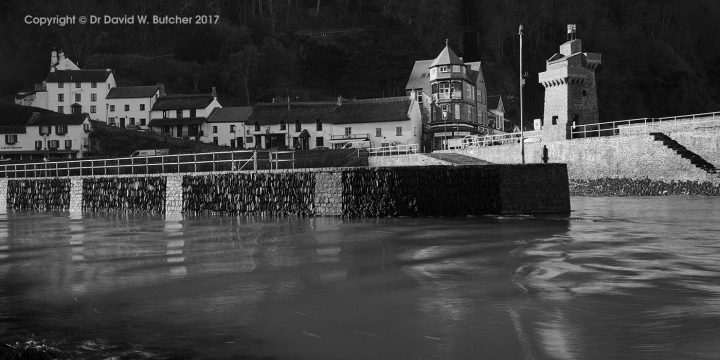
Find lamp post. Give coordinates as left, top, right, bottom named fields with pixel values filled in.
left=519, top=24, right=525, bottom=164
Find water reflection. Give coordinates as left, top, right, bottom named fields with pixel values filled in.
left=1, top=198, right=720, bottom=359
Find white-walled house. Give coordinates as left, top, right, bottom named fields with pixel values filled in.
left=0, top=104, right=92, bottom=161
left=106, top=85, right=163, bottom=128
left=15, top=49, right=79, bottom=109
left=204, top=107, right=253, bottom=147
left=44, top=69, right=116, bottom=122
left=245, top=97, right=422, bottom=150
left=148, top=93, right=222, bottom=139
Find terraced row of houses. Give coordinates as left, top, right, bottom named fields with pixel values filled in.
left=5, top=41, right=515, bottom=160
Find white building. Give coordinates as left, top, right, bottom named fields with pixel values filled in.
left=106, top=85, right=163, bottom=128
left=204, top=107, right=253, bottom=147
left=15, top=50, right=116, bottom=122
left=0, top=104, right=92, bottom=161
left=245, top=97, right=422, bottom=150
left=148, top=92, right=222, bottom=139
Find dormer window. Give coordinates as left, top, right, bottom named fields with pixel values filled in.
left=254, top=122, right=260, bottom=131
left=280, top=121, right=286, bottom=131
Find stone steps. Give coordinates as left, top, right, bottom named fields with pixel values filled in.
left=650, top=132, right=718, bottom=174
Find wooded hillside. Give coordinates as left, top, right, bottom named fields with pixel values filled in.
left=1, top=0, right=719, bottom=126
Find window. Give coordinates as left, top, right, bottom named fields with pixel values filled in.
left=376, top=128, right=382, bottom=137
left=58, top=82, right=64, bottom=88
left=246, top=136, right=253, bottom=144
left=213, top=137, right=218, bottom=145
left=140, top=104, right=145, bottom=111
left=316, top=137, right=324, bottom=147
left=35, top=140, right=42, bottom=150
left=212, top=126, right=218, bottom=133
left=467, top=106, right=472, bottom=121
left=552, top=116, right=558, bottom=125
left=58, top=94, right=64, bottom=102
left=230, top=139, right=236, bottom=148
left=453, top=65, right=461, bottom=72
left=280, top=121, right=286, bottom=130
left=5, top=135, right=17, bottom=145
left=75, top=82, right=80, bottom=88
left=109, top=118, right=116, bottom=125
left=57, top=106, right=64, bottom=114
left=90, top=106, right=96, bottom=114
left=162, top=126, right=170, bottom=134
left=316, top=120, right=322, bottom=131
left=108, top=84, right=111, bottom=89
left=344, top=127, right=351, bottom=136
left=439, top=83, right=451, bottom=99
left=91, top=93, right=97, bottom=102
left=83, top=123, right=90, bottom=132
left=254, top=122, right=260, bottom=131
left=396, top=127, right=402, bottom=136
left=91, top=82, right=97, bottom=88
left=65, top=140, right=72, bottom=149
left=110, top=105, right=115, bottom=112
left=140, top=119, right=146, bottom=126
left=464, top=82, right=473, bottom=100
left=129, top=118, right=135, bottom=125
left=440, top=66, right=449, bottom=72
left=455, top=104, right=461, bottom=120
left=416, top=91, right=423, bottom=103
left=48, top=140, right=60, bottom=149
left=162, top=110, right=168, bottom=118
left=56, top=125, right=68, bottom=135
left=125, top=105, right=131, bottom=112
left=582, top=89, right=587, bottom=97
left=190, top=109, right=197, bottom=117
left=477, top=90, right=483, bottom=103
left=295, top=121, right=301, bottom=132
left=230, top=125, right=235, bottom=133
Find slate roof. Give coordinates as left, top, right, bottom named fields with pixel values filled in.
left=246, top=97, right=412, bottom=126
left=152, top=94, right=216, bottom=111
left=148, top=117, right=206, bottom=127
left=206, top=107, right=253, bottom=123
left=429, top=45, right=464, bottom=67
left=0, top=104, right=86, bottom=134
left=405, top=59, right=433, bottom=94
left=106, top=86, right=159, bottom=99
left=46, top=69, right=112, bottom=83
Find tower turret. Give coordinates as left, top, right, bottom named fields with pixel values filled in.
left=538, top=24, right=601, bottom=140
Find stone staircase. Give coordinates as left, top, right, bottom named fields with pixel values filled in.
left=426, top=153, right=493, bottom=165
left=650, top=132, right=718, bottom=174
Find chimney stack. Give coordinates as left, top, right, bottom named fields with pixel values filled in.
left=50, top=49, right=58, bottom=72
left=567, top=24, right=577, bottom=41
left=157, top=83, right=165, bottom=97
left=337, top=95, right=343, bottom=106
left=211, top=86, right=217, bottom=98
left=58, top=50, right=65, bottom=62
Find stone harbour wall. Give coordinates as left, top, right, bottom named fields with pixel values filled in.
left=7, top=179, right=71, bottom=211
left=0, top=165, right=570, bottom=216
left=82, top=177, right=166, bottom=213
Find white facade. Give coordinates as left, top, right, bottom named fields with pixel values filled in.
left=46, top=72, right=116, bottom=122
left=149, top=96, right=222, bottom=138
left=1, top=113, right=92, bottom=161
left=106, top=87, right=161, bottom=128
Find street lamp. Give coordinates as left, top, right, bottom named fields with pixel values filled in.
left=519, top=24, right=526, bottom=164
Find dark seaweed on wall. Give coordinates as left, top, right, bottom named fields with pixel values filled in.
left=341, top=167, right=501, bottom=217
left=7, top=179, right=70, bottom=211
left=83, top=177, right=166, bottom=213
left=570, top=178, right=720, bottom=196
left=183, top=173, right=315, bottom=216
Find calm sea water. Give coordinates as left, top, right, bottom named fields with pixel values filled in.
left=1, top=197, right=720, bottom=359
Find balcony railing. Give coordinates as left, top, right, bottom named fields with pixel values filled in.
left=0, top=149, right=296, bottom=178
left=330, top=133, right=370, bottom=140
left=570, top=111, right=720, bottom=138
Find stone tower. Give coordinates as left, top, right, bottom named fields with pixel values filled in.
left=538, top=24, right=601, bottom=140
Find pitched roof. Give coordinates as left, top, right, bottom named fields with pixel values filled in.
left=0, top=104, right=86, bottom=133
left=106, top=86, right=159, bottom=99
left=148, top=117, right=206, bottom=127
left=247, top=97, right=412, bottom=126
left=46, top=69, right=112, bottom=83
left=429, top=45, right=463, bottom=67
left=405, top=59, right=434, bottom=93
left=331, top=97, right=411, bottom=124
left=487, top=95, right=504, bottom=111
left=152, top=94, right=216, bottom=111
left=206, top=107, right=253, bottom=123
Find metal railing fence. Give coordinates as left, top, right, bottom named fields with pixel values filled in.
left=368, top=144, right=419, bottom=156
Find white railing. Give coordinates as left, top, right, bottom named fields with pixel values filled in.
left=570, top=111, right=720, bottom=138
left=461, top=133, right=522, bottom=148
left=368, top=144, right=419, bottom=156
left=0, top=149, right=296, bottom=178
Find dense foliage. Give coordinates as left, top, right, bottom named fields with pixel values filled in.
left=1, top=0, right=719, bottom=126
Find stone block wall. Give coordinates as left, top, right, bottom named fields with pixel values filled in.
left=69, top=178, right=83, bottom=212
left=314, top=171, right=343, bottom=216
left=0, top=179, right=6, bottom=210
left=368, top=154, right=453, bottom=167
left=7, top=179, right=70, bottom=211
left=165, top=176, right=183, bottom=214
left=82, top=177, right=166, bottom=213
